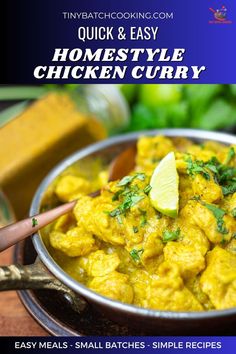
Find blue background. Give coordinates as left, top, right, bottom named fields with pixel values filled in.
left=2, top=337, right=236, bottom=354
left=1, top=0, right=236, bottom=83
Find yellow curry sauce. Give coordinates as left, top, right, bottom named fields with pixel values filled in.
left=46, top=136, right=236, bottom=312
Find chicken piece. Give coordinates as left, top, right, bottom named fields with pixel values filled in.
left=192, top=173, right=223, bottom=203
left=171, top=137, right=193, bottom=152
left=200, top=247, right=236, bottom=309
left=79, top=250, right=120, bottom=277
left=74, top=194, right=126, bottom=246
left=49, top=227, right=96, bottom=257
left=179, top=223, right=210, bottom=256
left=147, top=262, right=203, bottom=311
left=220, top=193, right=236, bottom=214
left=224, top=238, right=236, bottom=255
left=141, top=232, right=164, bottom=273
left=181, top=201, right=233, bottom=244
left=178, top=174, right=194, bottom=209
left=163, top=242, right=205, bottom=279
left=187, top=146, right=218, bottom=162
left=185, top=277, right=214, bottom=310
left=53, top=213, right=76, bottom=233
left=55, top=175, right=91, bottom=202
left=136, top=136, right=176, bottom=173
left=129, top=270, right=151, bottom=307
left=88, top=271, right=134, bottom=304
left=142, top=233, right=164, bottom=263
left=74, top=177, right=167, bottom=250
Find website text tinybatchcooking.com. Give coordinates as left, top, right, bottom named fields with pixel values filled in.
left=62, top=12, right=174, bottom=20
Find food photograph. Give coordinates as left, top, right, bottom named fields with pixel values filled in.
left=0, top=84, right=235, bottom=336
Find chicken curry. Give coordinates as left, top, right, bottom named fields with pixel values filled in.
left=45, top=136, right=236, bottom=312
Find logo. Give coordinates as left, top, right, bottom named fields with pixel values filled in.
left=209, top=5, right=232, bottom=24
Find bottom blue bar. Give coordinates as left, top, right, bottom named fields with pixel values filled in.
left=1, top=337, right=236, bottom=354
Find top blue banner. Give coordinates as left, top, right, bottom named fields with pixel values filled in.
left=1, top=0, right=236, bottom=83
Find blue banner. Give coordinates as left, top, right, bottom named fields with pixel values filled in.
left=2, top=337, right=236, bottom=354
left=1, top=0, right=236, bottom=83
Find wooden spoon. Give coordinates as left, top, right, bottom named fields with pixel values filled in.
left=0, top=145, right=136, bottom=252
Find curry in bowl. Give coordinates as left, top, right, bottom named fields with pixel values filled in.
left=42, top=135, right=236, bottom=312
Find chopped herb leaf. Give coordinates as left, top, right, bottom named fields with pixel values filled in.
left=202, top=202, right=228, bottom=235
left=117, top=175, right=135, bottom=187
left=130, top=248, right=144, bottom=262
left=143, top=184, right=152, bottom=194
left=139, top=208, right=148, bottom=227
left=186, top=155, right=236, bottom=197
left=162, top=228, right=180, bottom=243
left=186, top=157, right=210, bottom=180
left=136, top=172, right=146, bottom=181
left=231, top=208, right=236, bottom=218
left=219, top=168, right=236, bottom=184
left=32, top=217, right=38, bottom=228
left=225, top=147, right=235, bottom=165
left=112, top=190, right=123, bottom=201
left=116, top=215, right=123, bottom=224
left=220, top=236, right=227, bottom=245
left=192, top=195, right=201, bottom=201
left=133, top=226, right=139, bottom=233
left=116, top=172, right=146, bottom=187
left=109, top=195, right=145, bottom=219
left=222, top=181, right=236, bottom=196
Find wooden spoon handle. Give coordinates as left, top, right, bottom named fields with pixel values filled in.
left=0, top=200, right=76, bottom=252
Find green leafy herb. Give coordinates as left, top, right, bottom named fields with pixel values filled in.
left=186, top=157, right=210, bottom=180
left=130, top=248, right=144, bottom=262
left=192, top=195, right=201, bottom=201
left=117, top=172, right=146, bottom=187
left=32, top=217, right=38, bottom=228
left=143, top=184, right=152, bottom=194
left=139, top=208, right=148, bottom=227
left=222, top=181, right=236, bottom=196
left=109, top=194, right=144, bottom=219
left=225, top=147, right=235, bottom=165
left=219, top=168, right=236, bottom=184
left=231, top=208, right=236, bottom=218
left=187, top=155, right=236, bottom=197
left=202, top=202, right=228, bottom=235
left=117, top=175, right=135, bottom=187
left=162, top=228, right=180, bottom=243
left=156, top=211, right=162, bottom=219
left=133, top=226, right=139, bottom=233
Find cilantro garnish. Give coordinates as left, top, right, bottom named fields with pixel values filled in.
left=187, top=154, right=236, bottom=197
left=143, top=184, right=152, bottom=194
left=186, top=157, right=211, bottom=180
left=109, top=193, right=144, bottom=220
left=162, top=228, right=180, bottom=243
left=133, top=226, right=139, bottom=233
left=117, top=172, right=146, bottom=187
left=139, top=208, right=148, bottom=227
left=225, top=147, right=235, bottom=165
left=198, top=200, right=228, bottom=235
left=108, top=173, right=149, bottom=224
left=222, top=180, right=236, bottom=196
left=32, top=217, right=38, bottom=228
left=231, top=208, right=236, bottom=218
left=130, top=248, right=144, bottom=262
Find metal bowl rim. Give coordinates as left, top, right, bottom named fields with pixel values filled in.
left=31, top=128, right=236, bottom=321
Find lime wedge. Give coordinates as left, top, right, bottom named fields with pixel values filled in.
left=149, top=152, right=179, bottom=218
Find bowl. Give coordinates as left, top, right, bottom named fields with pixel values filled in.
left=1, top=129, right=236, bottom=334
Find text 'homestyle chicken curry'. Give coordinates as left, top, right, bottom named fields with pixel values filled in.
left=45, top=136, right=236, bottom=312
